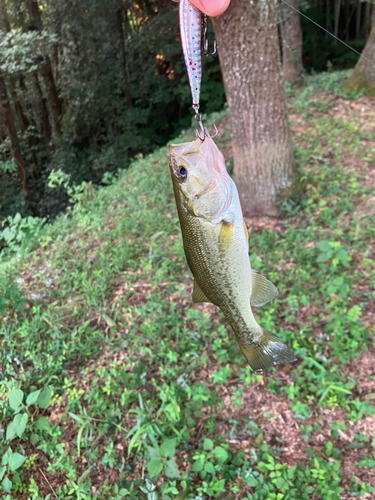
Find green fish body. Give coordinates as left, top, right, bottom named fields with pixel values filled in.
left=169, top=137, right=296, bottom=372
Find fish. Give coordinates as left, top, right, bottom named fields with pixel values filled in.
left=179, top=0, right=202, bottom=113
left=169, top=136, right=296, bottom=372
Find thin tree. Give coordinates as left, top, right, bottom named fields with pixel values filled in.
left=279, top=0, right=303, bottom=83
left=29, top=0, right=63, bottom=136
left=0, top=0, right=30, bottom=133
left=31, top=71, right=52, bottom=139
left=117, top=0, right=133, bottom=108
left=334, top=0, right=341, bottom=40
left=212, top=0, right=299, bottom=216
left=344, top=4, right=375, bottom=96
left=356, top=0, right=361, bottom=38
left=0, top=77, right=27, bottom=191
left=4, top=0, right=52, bottom=141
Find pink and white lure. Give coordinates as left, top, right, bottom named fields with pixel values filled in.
left=179, top=0, right=218, bottom=140
left=179, top=0, right=202, bottom=115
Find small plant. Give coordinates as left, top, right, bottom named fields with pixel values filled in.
left=0, top=213, right=46, bottom=254
left=0, top=387, right=53, bottom=493
left=146, top=438, right=179, bottom=480
left=0, top=275, right=26, bottom=315
left=316, top=240, right=350, bottom=267
left=48, top=169, right=97, bottom=209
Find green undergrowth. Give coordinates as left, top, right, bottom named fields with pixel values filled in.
left=0, top=72, right=374, bottom=499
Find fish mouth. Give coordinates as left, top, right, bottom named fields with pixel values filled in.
left=193, top=178, right=218, bottom=199
left=169, top=140, right=201, bottom=160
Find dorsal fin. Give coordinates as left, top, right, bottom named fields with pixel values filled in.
left=250, top=270, right=279, bottom=307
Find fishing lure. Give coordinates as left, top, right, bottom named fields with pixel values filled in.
left=179, top=0, right=217, bottom=140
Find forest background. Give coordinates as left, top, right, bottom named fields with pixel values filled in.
left=0, top=0, right=374, bottom=230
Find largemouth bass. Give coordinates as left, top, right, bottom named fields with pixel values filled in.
left=169, top=137, right=296, bottom=372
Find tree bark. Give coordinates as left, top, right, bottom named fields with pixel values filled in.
left=364, top=1, right=372, bottom=38
left=0, top=77, right=27, bottom=191
left=344, top=7, right=375, bottom=96
left=212, top=0, right=298, bottom=216
left=279, top=0, right=303, bottom=83
left=29, top=0, right=63, bottom=136
left=8, top=78, right=30, bottom=133
left=31, top=71, right=52, bottom=139
left=54, top=44, right=59, bottom=83
left=39, top=61, right=62, bottom=136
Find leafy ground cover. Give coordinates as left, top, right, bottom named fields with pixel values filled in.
left=0, top=71, right=374, bottom=499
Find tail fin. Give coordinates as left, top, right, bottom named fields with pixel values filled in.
left=239, top=328, right=296, bottom=373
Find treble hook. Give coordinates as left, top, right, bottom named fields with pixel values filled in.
left=201, top=14, right=216, bottom=56
left=193, top=106, right=218, bottom=142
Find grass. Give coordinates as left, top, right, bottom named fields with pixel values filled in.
left=0, top=70, right=374, bottom=499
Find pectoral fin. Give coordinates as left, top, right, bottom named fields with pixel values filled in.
left=192, top=280, right=212, bottom=304
left=250, top=270, right=279, bottom=307
left=243, top=219, right=249, bottom=251
left=219, top=222, right=233, bottom=248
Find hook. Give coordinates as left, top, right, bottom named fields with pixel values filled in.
left=195, top=116, right=206, bottom=141
left=199, top=123, right=218, bottom=140
left=193, top=106, right=218, bottom=142
left=201, top=14, right=216, bottom=56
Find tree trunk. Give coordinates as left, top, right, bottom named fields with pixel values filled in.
left=342, top=0, right=357, bottom=41
left=355, top=0, right=361, bottom=39
left=364, top=1, right=372, bottom=38
left=54, top=44, right=59, bottom=83
left=29, top=0, right=63, bottom=136
left=117, top=0, right=133, bottom=108
left=1, top=0, right=30, bottom=133
left=212, top=0, right=298, bottom=216
left=29, top=0, right=42, bottom=30
left=9, top=78, right=30, bottom=133
left=39, top=61, right=62, bottom=136
left=344, top=7, right=375, bottom=96
left=279, top=0, right=303, bottom=83
left=0, top=0, right=10, bottom=31
left=31, top=71, right=52, bottom=139
left=0, top=77, right=27, bottom=191
left=334, top=0, right=341, bottom=40
left=344, top=0, right=350, bottom=41
left=326, top=0, right=331, bottom=33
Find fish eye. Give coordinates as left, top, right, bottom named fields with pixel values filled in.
left=177, top=166, right=187, bottom=180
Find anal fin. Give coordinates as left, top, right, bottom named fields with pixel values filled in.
left=192, top=280, right=212, bottom=304
left=250, top=270, right=279, bottom=307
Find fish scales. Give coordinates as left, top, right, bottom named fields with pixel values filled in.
left=169, top=137, right=296, bottom=372
left=176, top=183, right=260, bottom=339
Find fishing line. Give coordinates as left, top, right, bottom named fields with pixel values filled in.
left=280, top=0, right=375, bottom=66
